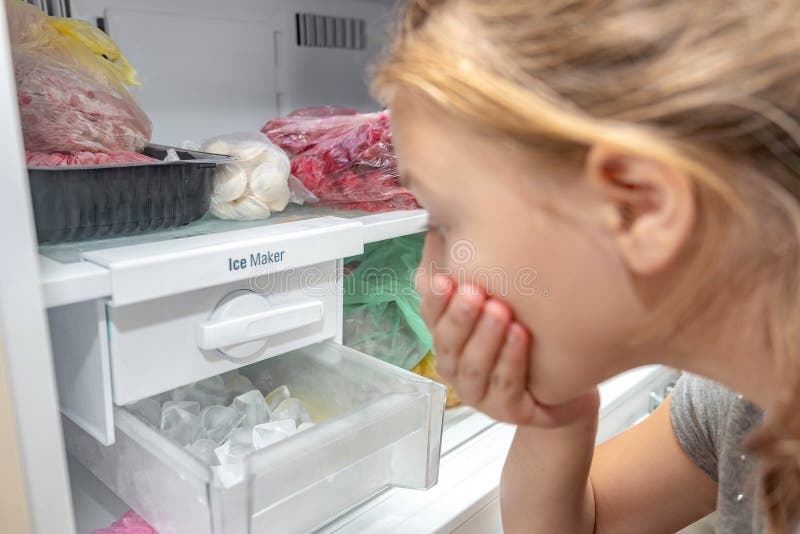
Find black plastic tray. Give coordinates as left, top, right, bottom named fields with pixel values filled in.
left=27, top=145, right=232, bottom=244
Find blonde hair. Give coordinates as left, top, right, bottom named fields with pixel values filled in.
left=373, top=1, right=800, bottom=531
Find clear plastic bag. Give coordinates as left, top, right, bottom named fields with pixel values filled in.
left=26, top=150, right=157, bottom=167
left=7, top=0, right=152, bottom=153
left=342, top=234, right=431, bottom=369
left=262, top=107, right=419, bottom=212
left=92, top=510, right=157, bottom=534
left=199, top=132, right=316, bottom=221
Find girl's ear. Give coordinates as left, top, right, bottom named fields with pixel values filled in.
left=586, top=144, right=696, bottom=275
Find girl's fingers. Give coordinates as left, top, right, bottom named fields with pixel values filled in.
left=432, top=284, right=485, bottom=379
left=455, top=299, right=511, bottom=404
left=482, top=322, right=536, bottom=424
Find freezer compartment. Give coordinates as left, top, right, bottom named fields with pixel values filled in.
left=63, top=340, right=447, bottom=534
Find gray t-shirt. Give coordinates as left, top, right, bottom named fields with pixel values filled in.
left=670, top=373, right=764, bottom=533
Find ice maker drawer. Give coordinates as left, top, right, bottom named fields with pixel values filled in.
left=63, top=341, right=447, bottom=534
left=52, top=260, right=345, bottom=445
left=50, top=216, right=366, bottom=445
left=109, top=261, right=341, bottom=405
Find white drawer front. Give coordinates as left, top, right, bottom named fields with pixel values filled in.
left=109, top=261, right=341, bottom=405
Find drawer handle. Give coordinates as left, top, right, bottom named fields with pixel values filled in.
left=197, top=293, right=324, bottom=352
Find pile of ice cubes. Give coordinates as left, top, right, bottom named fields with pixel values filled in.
left=127, top=371, right=314, bottom=484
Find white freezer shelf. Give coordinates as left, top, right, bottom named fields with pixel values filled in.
left=40, top=209, right=428, bottom=308
left=40, top=256, right=111, bottom=309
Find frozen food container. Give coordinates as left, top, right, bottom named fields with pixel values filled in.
left=63, top=341, right=447, bottom=534
left=27, top=145, right=231, bottom=243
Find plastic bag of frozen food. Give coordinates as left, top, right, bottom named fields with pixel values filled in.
left=262, top=107, right=419, bottom=212
left=92, top=510, right=158, bottom=534
left=7, top=0, right=152, bottom=153
left=47, top=17, right=140, bottom=86
left=343, top=233, right=431, bottom=369
left=410, top=352, right=461, bottom=408
left=199, top=132, right=316, bottom=220
left=26, top=150, right=157, bottom=167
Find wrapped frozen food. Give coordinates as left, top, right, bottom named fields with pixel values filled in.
left=410, top=352, right=461, bottom=408
left=199, top=132, right=315, bottom=220
left=92, top=510, right=158, bottom=534
left=262, top=107, right=418, bottom=212
left=8, top=0, right=152, bottom=153
left=343, top=234, right=431, bottom=369
left=26, top=150, right=157, bottom=167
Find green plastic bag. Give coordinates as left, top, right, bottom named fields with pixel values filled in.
left=343, top=233, right=432, bottom=370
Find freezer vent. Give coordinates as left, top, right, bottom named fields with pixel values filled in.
left=295, top=13, right=366, bottom=50
left=26, top=0, right=70, bottom=17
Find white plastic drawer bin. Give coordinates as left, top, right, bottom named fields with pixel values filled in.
left=64, top=341, right=447, bottom=534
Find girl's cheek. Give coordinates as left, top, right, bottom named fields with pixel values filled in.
left=430, top=224, right=450, bottom=238
left=420, top=230, right=452, bottom=279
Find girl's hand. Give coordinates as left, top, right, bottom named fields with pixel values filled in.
left=417, top=273, right=599, bottom=427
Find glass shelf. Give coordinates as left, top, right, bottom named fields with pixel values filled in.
left=38, top=205, right=377, bottom=264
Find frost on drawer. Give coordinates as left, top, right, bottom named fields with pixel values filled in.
left=63, top=341, right=446, bottom=534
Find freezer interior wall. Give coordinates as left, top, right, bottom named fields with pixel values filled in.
left=64, top=0, right=396, bottom=145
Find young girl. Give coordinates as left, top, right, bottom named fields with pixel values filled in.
left=372, top=1, right=800, bottom=532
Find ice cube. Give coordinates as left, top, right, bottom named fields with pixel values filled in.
left=233, top=390, right=270, bottom=427
left=214, top=441, right=232, bottom=464
left=228, top=427, right=256, bottom=458
left=185, top=439, right=220, bottom=466
left=128, top=398, right=161, bottom=427
left=272, top=398, right=312, bottom=426
left=222, top=372, right=256, bottom=404
left=162, top=400, right=201, bottom=416
left=173, top=376, right=226, bottom=407
left=253, top=419, right=296, bottom=449
left=212, top=463, right=244, bottom=487
left=241, top=368, right=275, bottom=397
left=297, top=422, right=315, bottom=432
left=201, top=405, right=245, bottom=444
left=264, top=385, right=290, bottom=412
left=160, top=407, right=203, bottom=446
left=214, top=428, right=254, bottom=464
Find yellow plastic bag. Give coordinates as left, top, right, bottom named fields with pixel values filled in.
left=7, top=0, right=151, bottom=153
left=47, top=17, right=140, bottom=87
left=410, top=352, right=461, bottom=408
